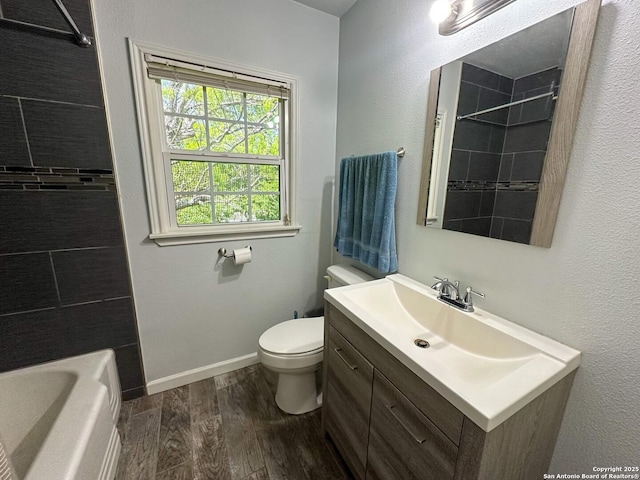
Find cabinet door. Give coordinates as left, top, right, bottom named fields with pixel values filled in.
left=325, top=326, right=374, bottom=480
left=366, top=372, right=458, bottom=480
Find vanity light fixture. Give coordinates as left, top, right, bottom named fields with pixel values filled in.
left=429, top=0, right=457, bottom=23
left=432, top=0, right=518, bottom=35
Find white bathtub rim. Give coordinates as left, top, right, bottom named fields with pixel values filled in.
left=0, top=350, right=122, bottom=480
left=0, top=350, right=121, bottom=424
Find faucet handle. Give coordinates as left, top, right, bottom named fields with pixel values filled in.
left=463, top=287, right=485, bottom=311
left=431, top=276, right=447, bottom=290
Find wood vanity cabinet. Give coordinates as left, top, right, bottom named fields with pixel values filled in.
left=324, top=325, right=373, bottom=479
left=321, top=301, right=576, bottom=480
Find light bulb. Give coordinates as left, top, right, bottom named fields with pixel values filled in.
left=430, top=0, right=456, bottom=23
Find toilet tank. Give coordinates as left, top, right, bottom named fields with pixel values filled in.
left=326, top=264, right=374, bottom=289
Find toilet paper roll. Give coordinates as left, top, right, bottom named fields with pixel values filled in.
left=232, top=247, right=252, bottom=265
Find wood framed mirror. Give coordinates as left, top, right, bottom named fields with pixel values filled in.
left=417, top=0, right=601, bottom=247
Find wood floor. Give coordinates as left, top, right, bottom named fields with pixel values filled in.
left=116, top=364, right=352, bottom=480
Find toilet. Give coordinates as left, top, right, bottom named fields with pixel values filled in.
left=258, top=264, right=373, bottom=414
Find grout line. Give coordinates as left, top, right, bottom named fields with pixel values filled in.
left=49, top=252, right=62, bottom=305
left=497, top=217, right=505, bottom=238
left=461, top=79, right=513, bottom=96
left=0, top=306, right=56, bottom=318
left=0, top=94, right=102, bottom=109
left=17, top=98, right=34, bottom=167
left=0, top=246, right=119, bottom=257
left=59, top=299, right=101, bottom=307
left=0, top=294, right=132, bottom=317
left=58, top=296, right=131, bottom=309
left=493, top=216, right=533, bottom=222
left=102, top=295, right=131, bottom=302
left=464, top=151, right=471, bottom=181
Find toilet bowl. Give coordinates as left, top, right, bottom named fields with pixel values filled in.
left=259, top=317, right=324, bottom=415
left=258, top=264, right=373, bottom=414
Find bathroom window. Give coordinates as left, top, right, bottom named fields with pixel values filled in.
left=129, top=41, right=300, bottom=246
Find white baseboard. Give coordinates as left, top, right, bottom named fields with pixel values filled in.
left=145, top=352, right=260, bottom=395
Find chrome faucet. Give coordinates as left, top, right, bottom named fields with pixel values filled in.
left=432, top=276, right=485, bottom=312
left=431, top=276, right=460, bottom=300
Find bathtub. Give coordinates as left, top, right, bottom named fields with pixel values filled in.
left=0, top=350, right=122, bottom=480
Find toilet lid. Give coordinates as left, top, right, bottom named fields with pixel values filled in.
left=259, top=317, right=324, bottom=355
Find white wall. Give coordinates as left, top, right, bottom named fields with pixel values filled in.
left=337, top=0, right=639, bottom=470
left=93, top=0, right=339, bottom=384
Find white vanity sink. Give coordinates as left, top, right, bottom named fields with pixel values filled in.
left=324, top=274, right=580, bottom=431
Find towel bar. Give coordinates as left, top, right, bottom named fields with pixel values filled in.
left=350, top=147, right=405, bottom=158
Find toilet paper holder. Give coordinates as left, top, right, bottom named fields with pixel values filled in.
left=217, top=246, right=252, bottom=259
left=216, top=245, right=253, bottom=268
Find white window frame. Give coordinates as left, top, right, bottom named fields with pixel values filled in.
left=128, top=40, right=301, bottom=246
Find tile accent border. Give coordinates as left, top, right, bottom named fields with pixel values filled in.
left=0, top=165, right=115, bottom=190
left=447, top=180, right=539, bottom=192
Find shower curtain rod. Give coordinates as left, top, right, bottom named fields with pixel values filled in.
left=457, top=91, right=556, bottom=121
left=51, top=0, right=92, bottom=47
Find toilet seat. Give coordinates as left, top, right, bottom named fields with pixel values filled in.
left=259, top=317, right=324, bottom=356
left=259, top=348, right=324, bottom=372
left=261, top=346, right=323, bottom=357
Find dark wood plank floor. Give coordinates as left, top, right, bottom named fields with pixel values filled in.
left=116, top=364, right=351, bottom=480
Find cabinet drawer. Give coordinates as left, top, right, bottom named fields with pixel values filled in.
left=367, top=371, right=458, bottom=480
left=325, top=326, right=374, bottom=480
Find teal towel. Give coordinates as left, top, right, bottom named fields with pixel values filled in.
left=334, top=151, right=398, bottom=273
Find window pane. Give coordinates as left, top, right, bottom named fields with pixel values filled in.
left=162, top=80, right=204, bottom=116
left=206, top=87, right=244, bottom=121
left=246, top=93, right=280, bottom=156
left=165, top=116, right=206, bottom=150
left=212, top=163, right=248, bottom=192
left=214, top=195, right=248, bottom=223
left=175, top=194, right=212, bottom=225
left=247, top=127, right=280, bottom=156
left=246, top=94, right=279, bottom=124
left=209, top=121, right=245, bottom=153
left=252, top=194, right=280, bottom=221
left=171, top=162, right=282, bottom=225
left=171, top=160, right=210, bottom=193
left=250, top=165, right=280, bottom=192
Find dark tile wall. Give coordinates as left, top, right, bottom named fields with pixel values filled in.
left=494, top=67, right=561, bottom=243
left=444, top=63, right=561, bottom=244
left=0, top=2, right=144, bottom=399
left=444, top=63, right=512, bottom=237
left=0, top=96, right=31, bottom=166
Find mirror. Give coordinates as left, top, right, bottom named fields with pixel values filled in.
left=417, top=0, right=600, bottom=247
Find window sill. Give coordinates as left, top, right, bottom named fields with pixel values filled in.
left=149, top=224, right=301, bottom=247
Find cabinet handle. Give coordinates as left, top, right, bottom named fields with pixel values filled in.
left=387, top=405, right=426, bottom=444
left=333, top=347, right=358, bottom=370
